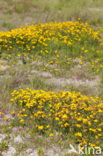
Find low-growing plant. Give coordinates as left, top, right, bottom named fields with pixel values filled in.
left=10, top=88, right=103, bottom=149
left=0, top=140, right=8, bottom=152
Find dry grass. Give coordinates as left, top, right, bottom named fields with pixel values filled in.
left=0, top=0, right=103, bottom=30
left=0, top=60, right=102, bottom=111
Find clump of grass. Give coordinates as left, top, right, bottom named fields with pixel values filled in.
left=0, top=140, right=8, bottom=152
left=1, top=0, right=103, bottom=29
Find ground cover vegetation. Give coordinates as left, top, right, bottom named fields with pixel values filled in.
left=10, top=89, right=103, bottom=149
left=0, top=0, right=103, bottom=155
left=1, top=0, right=103, bottom=30
left=0, top=21, right=103, bottom=73
left=0, top=20, right=103, bottom=155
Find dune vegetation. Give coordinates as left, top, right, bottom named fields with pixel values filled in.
left=0, top=0, right=103, bottom=155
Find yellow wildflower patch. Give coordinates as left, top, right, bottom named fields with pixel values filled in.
left=11, top=88, right=103, bottom=147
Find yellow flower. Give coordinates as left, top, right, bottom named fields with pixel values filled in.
left=98, top=134, right=102, bottom=136
left=30, top=115, right=33, bottom=119
left=94, top=119, right=98, bottom=122
left=7, top=65, right=10, bottom=68
left=89, top=128, right=96, bottom=133
left=64, top=122, right=69, bottom=127
left=38, top=125, right=44, bottom=130
left=49, top=133, right=53, bottom=137
left=11, top=111, right=15, bottom=115
left=0, top=65, right=2, bottom=69
left=76, top=124, right=81, bottom=128
left=4, top=116, right=7, bottom=120
left=76, top=117, right=82, bottom=121
left=55, top=117, right=59, bottom=121
left=17, top=113, right=21, bottom=117
left=46, top=125, right=50, bottom=128
left=62, top=114, right=68, bottom=119
left=88, top=121, right=91, bottom=126
left=18, top=54, right=21, bottom=57
left=20, top=119, right=24, bottom=123
left=83, top=118, right=88, bottom=123
left=75, top=132, right=82, bottom=137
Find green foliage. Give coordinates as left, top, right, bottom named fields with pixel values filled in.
left=0, top=140, right=8, bottom=152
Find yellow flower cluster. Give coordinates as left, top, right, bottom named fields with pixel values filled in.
left=0, top=21, right=100, bottom=52
left=0, top=21, right=103, bottom=73
left=11, top=88, right=103, bottom=148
